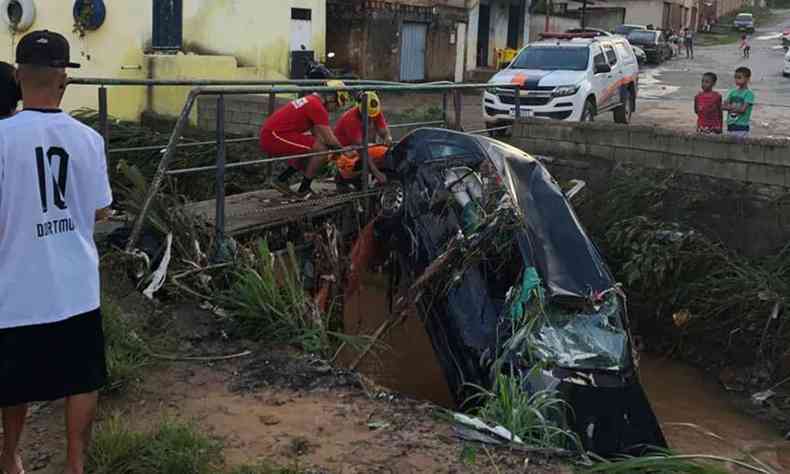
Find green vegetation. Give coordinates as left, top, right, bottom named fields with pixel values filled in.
left=75, top=110, right=265, bottom=203
left=226, top=241, right=325, bottom=351
left=88, top=418, right=300, bottom=474
left=584, top=452, right=769, bottom=474
left=695, top=32, right=741, bottom=47
left=583, top=170, right=790, bottom=370
left=102, top=299, right=149, bottom=392
left=88, top=418, right=221, bottom=474
left=467, top=371, right=581, bottom=450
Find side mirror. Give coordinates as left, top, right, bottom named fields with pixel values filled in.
left=595, top=63, right=611, bottom=74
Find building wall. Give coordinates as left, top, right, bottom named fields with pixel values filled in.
left=721, top=0, right=750, bottom=17
left=0, top=0, right=326, bottom=121
left=327, top=1, right=466, bottom=81
left=585, top=8, right=627, bottom=31
left=528, top=14, right=581, bottom=41
left=601, top=0, right=664, bottom=27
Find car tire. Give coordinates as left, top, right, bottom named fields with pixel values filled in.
left=581, top=99, right=596, bottom=122
left=613, top=88, right=632, bottom=124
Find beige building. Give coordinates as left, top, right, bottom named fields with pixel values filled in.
left=0, top=0, right=326, bottom=121
left=589, top=0, right=697, bottom=31
left=592, top=0, right=750, bottom=31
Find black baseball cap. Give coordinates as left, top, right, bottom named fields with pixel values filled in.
left=16, top=30, right=80, bottom=68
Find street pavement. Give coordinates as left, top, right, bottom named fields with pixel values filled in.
left=628, top=10, right=790, bottom=137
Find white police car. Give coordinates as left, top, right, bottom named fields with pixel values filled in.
left=483, top=34, right=640, bottom=127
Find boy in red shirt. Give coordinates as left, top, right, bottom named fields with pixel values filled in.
left=333, top=92, right=391, bottom=188
left=260, top=80, right=351, bottom=197
left=694, top=72, right=723, bottom=135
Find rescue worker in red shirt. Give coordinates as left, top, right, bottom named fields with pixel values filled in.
left=260, top=80, right=352, bottom=197
left=333, top=92, right=391, bottom=190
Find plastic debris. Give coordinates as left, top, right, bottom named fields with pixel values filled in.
left=143, top=233, right=173, bottom=300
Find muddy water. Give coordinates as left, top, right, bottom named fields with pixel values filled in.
left=343, top=267, right=790, bottom=471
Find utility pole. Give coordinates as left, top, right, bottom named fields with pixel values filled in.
left=581, top=0, right=588, bottom=29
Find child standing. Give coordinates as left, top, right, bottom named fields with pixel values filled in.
left=740, top=34, right=751, bottom=58
left=722, top=67, right=755, bottom=137
left=694, top=72, right=723, bottom=134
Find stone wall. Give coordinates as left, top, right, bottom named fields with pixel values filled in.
left=509, top=119, right=790, bottom=256
left=197, top=95, right=290, bottom=136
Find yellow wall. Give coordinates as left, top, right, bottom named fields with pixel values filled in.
left=0, top=0, right=326, bottom=122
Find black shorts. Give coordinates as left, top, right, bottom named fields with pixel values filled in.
left=0, top=308, right=107, bottom=407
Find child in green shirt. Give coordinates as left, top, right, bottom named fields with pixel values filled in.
left=722, top=67, right=755, bottom=137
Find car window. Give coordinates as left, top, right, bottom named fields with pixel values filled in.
left=614, top=43, right=634, bottom=65
left=603, top=44, right=618, bottom=66
left=510, top=46, right=590, bottom=71
left=628, top=30, right=657, bottom=43
left=592, top=45, right=607, bottom=70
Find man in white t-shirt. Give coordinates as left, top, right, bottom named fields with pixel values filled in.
left=0, top=30, right=112, bottom=474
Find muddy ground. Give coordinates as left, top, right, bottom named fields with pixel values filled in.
left=12, top=264, right=571, bottom=474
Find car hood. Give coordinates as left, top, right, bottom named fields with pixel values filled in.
left=490, top=68, right=586, bottom=89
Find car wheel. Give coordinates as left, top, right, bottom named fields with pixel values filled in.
left=613, top=88, right=632, bottom=124
left=581, top=99, right=596, bottom=122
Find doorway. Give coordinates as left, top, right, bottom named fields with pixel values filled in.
left=290, top=8, right=313, bottom=51
left=400, top=22, right=428, bottom=81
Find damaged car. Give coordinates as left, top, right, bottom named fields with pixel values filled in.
left=372, top=128, right=667, bottom=455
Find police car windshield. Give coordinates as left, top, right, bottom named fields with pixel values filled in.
left=510, top=46, right=589, bottom=71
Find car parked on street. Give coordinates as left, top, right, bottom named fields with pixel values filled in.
left=784, top=49, right=790, bottom=77
left=734, top=13, right=755, bottom=33
left=632, top=45, right=648, bottom=65
left=627, top=30, right=672, bottom=64
left=482, top=34, right=639, bottom=127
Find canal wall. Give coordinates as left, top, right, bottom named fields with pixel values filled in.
left=509, top=119, right=790, bottom=257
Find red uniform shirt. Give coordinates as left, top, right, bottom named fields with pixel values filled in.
left=695, top=91, right=723, bottom=133
left=334, top=108, right=388, bottom=147
left=262, top=94, right=329, bottom=134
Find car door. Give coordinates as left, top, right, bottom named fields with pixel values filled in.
left=591, top=44, right=612, bottom=111
left=602, top=43, right=619, bottom=110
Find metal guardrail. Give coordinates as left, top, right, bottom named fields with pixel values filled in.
left=70, top=79, right=522, bottom=254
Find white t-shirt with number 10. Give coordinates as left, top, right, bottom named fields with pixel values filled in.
left=0, top=109, right=113, bottom=329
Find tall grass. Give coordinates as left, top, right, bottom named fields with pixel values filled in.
left=88, top=418, right=222, bottom=474
left=226, top=240, right=329, bottom=354
left=584, top=451, right=774, bottom=474
left=466, top=370, right=581, bottom=451
left=88, top=418, right=301, bottom=474
left=102, top=300, right=149, bottom=392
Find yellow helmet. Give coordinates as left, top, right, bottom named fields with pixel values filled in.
left=326, top=80, right=352, bottom=108
left=358, top=91, right=382, bottom=118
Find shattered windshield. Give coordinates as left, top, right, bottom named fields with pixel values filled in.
left=530, top=292, right=629, bottom=370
